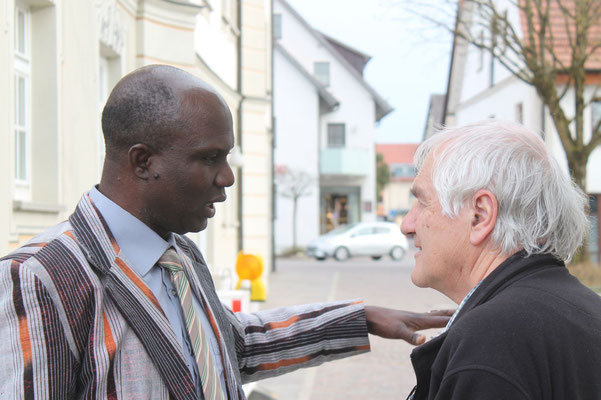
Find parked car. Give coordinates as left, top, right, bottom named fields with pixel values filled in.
left=306, top=221, right=408, bottom=261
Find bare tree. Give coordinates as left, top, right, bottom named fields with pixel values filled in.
left=275, top=166, right=314, bottom=251
left=393, top=0, right=601, bottom=261
left=397, top=0, right=601, bottom=190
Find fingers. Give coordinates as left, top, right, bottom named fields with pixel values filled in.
left=428, top=309, right=455, bottom=316
left=410, top=333, right=426, bottom=346
left=398, top=325, right=427, bottom=346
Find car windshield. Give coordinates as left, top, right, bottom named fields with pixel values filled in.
left=324, top=223, right=359, bottom=236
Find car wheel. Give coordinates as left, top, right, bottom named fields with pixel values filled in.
left=371, top=255, right=383, bottom=261
left=390, top=246, right=406, bottom=261
left=334, top=246, right=350, bottom=261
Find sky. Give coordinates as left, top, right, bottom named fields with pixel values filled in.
left=286, top=0, right=453, bottom=143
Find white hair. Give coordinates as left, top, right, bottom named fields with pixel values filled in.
left=415, top=119, right=589, bottom=261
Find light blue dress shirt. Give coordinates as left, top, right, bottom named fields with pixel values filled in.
left=89, top=188, right=226, bottom=395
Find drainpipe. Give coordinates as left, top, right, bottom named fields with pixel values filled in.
left=237, top=0, right=244, bottom=253
left=270, top=0, right=276, bottom=272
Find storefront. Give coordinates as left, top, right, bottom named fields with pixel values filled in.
left=320, top=186, right=361, bottom=233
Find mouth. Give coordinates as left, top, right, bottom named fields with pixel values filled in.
left=413, top=241, right=422, bottom=256
left=203, top=195, right=227, bottom=218
left=210, top=194, right=227, bottom=204
left=204, top=203, right=216, bottom=218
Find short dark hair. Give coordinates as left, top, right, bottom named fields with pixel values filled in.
left=101, top=66, right=183, bottom=157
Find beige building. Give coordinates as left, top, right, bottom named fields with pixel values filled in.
left=1, top=0, right=273, bottom=282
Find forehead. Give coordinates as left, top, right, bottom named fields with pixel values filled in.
left=411, top=154, right=435, bottom=196
left=175, top=89, right=234, bottom=146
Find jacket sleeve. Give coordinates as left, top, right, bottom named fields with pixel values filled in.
left=224, top=299, right=370, bottom=383
left=434, top=368, right=530, bottom=400
left=0, top=258, right=78, bottom=399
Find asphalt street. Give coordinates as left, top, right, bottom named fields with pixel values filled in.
left=255, top=250, right=455, bottom=400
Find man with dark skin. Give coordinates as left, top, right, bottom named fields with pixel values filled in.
left=0, top=65, right=450, bottom=399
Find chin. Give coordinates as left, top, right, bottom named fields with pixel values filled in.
left=411, top=269, right=429, bottom=288
left=189, top=219, right=209, bottom=233
left=171, top=219, right=208, bottom=235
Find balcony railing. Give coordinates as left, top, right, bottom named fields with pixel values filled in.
left=320, top=147, right=369, bottom=176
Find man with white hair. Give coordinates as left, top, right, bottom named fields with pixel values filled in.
left=402, top=120, right=601, bottom=399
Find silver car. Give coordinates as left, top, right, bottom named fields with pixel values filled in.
left=306, top=221, right=408, bottom=261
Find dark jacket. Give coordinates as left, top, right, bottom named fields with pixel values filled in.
left=409, top=251, right=601, bottom=400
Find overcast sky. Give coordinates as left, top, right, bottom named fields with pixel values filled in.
left=286, top=0, right=453, bottom=143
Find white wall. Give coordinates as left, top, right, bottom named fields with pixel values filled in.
left=2, top=0, right=274, bottom=280
left=275, top=0, right=378, bottom=222
left=195, top=2, right=237, bottom=89
left=456, top=75, right=601, bottom=194
left=273, top=49, right=320, bottom=252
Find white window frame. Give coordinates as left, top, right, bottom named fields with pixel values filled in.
left=13, top=1, right=31, bottom=201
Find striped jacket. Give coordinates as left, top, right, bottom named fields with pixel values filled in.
left=0, top=193, right=370, bottom=399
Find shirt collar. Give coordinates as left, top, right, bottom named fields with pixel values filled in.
left=89, top=187, right=175, bottom=276
left=442, top=280, right=483, bottom=333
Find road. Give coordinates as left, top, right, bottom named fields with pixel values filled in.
left=254, top=251, right=455, bottom=400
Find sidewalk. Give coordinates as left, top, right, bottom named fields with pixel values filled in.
left=253, top=256, right=453, bottom=399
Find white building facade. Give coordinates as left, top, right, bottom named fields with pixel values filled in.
left=272, top=0, right=392, bottom=254
left=1, top=0, right=274, bottom=280
left=443, top=0, right=601, bottom=261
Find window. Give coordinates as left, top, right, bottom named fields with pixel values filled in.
left=354, top=227, right=373, bottom=236
left=13, top=2, right=31, bottom=200
left=273, top=14, right=282, bottom=39
left=515, top=102, right=523, bottom=124
left=314, top=62, right=330, bottom=86
left=374, top=226, right=391, bottom=234
left=327, top=123, right=345, bottom=147
left=592, top=99, right=601, bottom=133
left=390, top=164, right=416, bottom=179
left=14, top=73, right=28, bottom=182
left=477, top=30, right=485, bottom=72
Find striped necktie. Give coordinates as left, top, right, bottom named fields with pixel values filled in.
left=159, top=247, right=226, bottom=400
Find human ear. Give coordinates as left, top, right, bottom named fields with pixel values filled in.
left=128, top=144, right=155, bottom=180
left=469, top=189, right=498, bottom=246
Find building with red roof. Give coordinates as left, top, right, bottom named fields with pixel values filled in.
left=376, top=144, right=419, bottom=222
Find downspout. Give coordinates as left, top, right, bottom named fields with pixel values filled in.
left=237, top=0, right=244, bottom=252
left=317, top=104, right=323, bottom=234
left=442, top=2, right=462, bottom=127
left=270, top=0, right=276, bottom=272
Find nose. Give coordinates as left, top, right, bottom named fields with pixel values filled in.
left=216, top=160, right=235, bottom=188
left=401, top=206, right=416, bottom=237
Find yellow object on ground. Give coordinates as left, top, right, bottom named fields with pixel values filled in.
left=235, top=252, right=267, bottom=301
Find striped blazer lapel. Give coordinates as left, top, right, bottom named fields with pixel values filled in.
left=69, top=194, right=198, bottom=400
left=174, top=236, right=245, bottom=400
